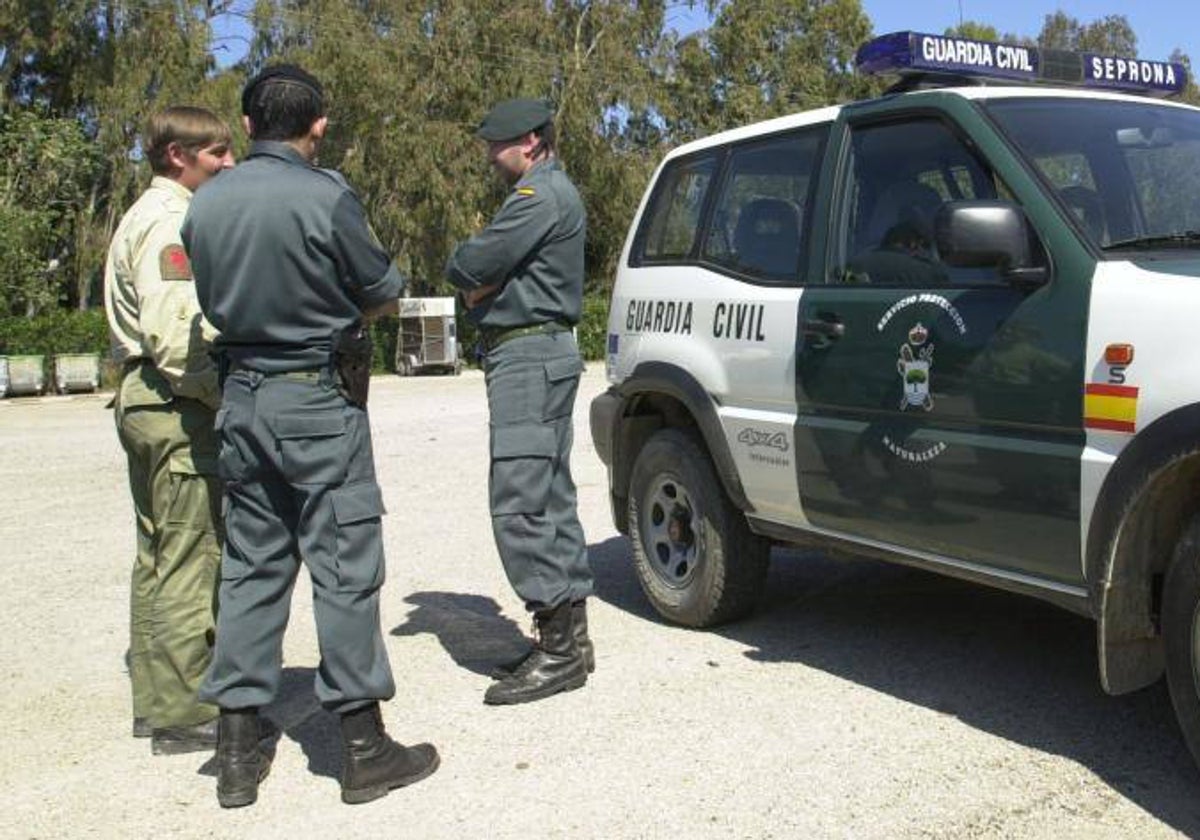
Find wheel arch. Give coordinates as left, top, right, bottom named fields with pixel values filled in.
left=1088, top=402, right=1200, bottom=695
left=607, top=361, right=752, bottom=534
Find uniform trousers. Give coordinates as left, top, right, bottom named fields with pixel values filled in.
left=198, top=370, right=394, bottom=714
left=115, top=363, right=221, bottom=728
left=484, top=331, right=593, bottom=611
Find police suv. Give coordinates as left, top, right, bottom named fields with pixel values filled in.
left=590, top=32, right=1200, bottom=765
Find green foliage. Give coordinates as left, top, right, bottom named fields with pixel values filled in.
left=0, top=307, right=108, bottom=356
left=1038, top=11, right=1137, bottom=54
left=946, top=22, right=1000, bottom=42
left=0, top=107, right=104, bottom=315
left=577, top=293, right=612, bottom=361
left=661, top=0, right=877, bottom=141
left=370, top=315, right=399, bottom=374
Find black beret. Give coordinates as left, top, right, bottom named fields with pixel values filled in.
left=241, top=64, right=324, bottom=116
left=475, top=98, right=554, bottom=141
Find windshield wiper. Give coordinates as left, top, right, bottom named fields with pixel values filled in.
left=1103, top=231, right=1200, bottom=250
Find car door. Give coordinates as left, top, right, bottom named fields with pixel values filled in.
left=792, top=104, right=1087, bottom=584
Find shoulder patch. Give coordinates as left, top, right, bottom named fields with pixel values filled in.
left=159, top=244, right=193, bottom=281
left=515, top=187, right=536, bottom=197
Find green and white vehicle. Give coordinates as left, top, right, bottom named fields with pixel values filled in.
left=589, top=32, right=1200, bottom=766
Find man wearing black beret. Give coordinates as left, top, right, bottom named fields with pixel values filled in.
left=445, top=98, right=595, bottom=706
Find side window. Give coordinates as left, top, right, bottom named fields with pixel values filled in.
left=837, top=118, right=1024, bottom=288
left=701, top=128, right=825, bottom=284
left=636, top=154, right=718, bottom=262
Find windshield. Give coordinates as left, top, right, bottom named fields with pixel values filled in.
left=984, top=98, right=1200, bottom=251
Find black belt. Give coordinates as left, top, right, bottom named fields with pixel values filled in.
left=479, top=322, right=571, bottom=352
left=228, top=362, right=327, bottom=382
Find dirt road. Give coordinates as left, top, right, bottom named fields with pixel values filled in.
left=2, top=367, right=1198, bottom=838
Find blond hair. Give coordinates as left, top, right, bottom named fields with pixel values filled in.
left=144, top=107, right=232, bottom=175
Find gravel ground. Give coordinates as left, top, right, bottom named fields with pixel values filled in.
left=2, top=365, right=1199, bottom=839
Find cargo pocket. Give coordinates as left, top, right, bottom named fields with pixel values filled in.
left=330, top=482, right=386, bottom=592
left=214, top=408, right=246, bottom=484
left=489, top=425, right=556, bottom=515
left=543, top=356, right=584, bottom=421
left=166, top=449, right=221, bottom=532
left=273, top=411, right=348, bottom=485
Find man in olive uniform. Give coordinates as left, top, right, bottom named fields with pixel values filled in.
left=445, top=98, right=595, bottom=706
left=104, top=106, right=233, bottom=755
left=182, top=65, right=439, bottom=808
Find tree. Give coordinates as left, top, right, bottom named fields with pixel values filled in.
left=944, top=21, right=1028, bottom=47
left=1038, top=11, right=1136, bottom=55
left=1170, top=49, right=1200, bottom=106
left=0, top=107, right=102, bottom=315
left=656, top=0, right=873, bottom=139
left=235, top=0, right=670, bottom=296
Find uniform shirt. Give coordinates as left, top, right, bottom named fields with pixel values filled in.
left=104, top=176, right=220, bottom=408
left=445, top=159, right=586, bottom=329
left=182, top=141, right=404, bottom=373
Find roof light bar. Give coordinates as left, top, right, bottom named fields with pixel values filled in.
left=856, top=31, right=1188, bottom=97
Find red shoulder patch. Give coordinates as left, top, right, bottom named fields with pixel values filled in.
left=159, top=245, right=193, bottom=281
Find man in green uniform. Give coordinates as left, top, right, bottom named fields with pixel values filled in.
left=182, top=65, right=438, bottom=807
left=104, top=107, right=233, bottom=755
left=445, top=98, right=595, bottom=706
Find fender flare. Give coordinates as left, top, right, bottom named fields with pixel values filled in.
left=1087, top=402, right=1200, bottom=694
left=611, top=361, right=752, bottom=515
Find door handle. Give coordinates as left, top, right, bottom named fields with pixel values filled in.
left=803, top=318, right=845, bottom=340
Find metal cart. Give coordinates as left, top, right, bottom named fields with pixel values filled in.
left=395, top=297, right=462, bottom=376
left=5, top=355, right=45, bottom=396
left=53, top=353, right=101, bottom=394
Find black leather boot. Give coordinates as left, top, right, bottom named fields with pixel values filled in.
left=484, top=601, right=587, bottom=705
left=340, top=703, right=440, bottom=805
left=572, top=600, right=596, bottom=674
left=151, top=717, right=218, bottom=755
left=216, top=709, right=270, bottom=809
left=490, top=599, right=595, bottom=679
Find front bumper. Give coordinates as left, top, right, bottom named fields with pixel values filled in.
left=589, top=388, right=620, bottom=467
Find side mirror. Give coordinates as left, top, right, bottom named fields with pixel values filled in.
left=935, top=200, right=1047, bottom=288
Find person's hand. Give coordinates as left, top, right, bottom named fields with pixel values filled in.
left=464, top=283, right=500, bottom=309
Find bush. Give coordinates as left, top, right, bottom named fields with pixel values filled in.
left=369, top=315, right=399, bottom=373
left=577, top=293, right=611, bottom=361
left=0, top=308, right=109, bottom=356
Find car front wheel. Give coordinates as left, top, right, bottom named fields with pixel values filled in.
left=1164, top=515, right=1200, bottom=766
left=627, top=428, right=769, bottom=627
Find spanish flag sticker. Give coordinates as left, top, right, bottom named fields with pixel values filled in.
left=1084, top=384, right=1138, bottom=433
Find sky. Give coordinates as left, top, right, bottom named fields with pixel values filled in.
left=662, top=1, right=1197, bottom=64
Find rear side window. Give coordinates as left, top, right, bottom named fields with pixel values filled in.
left=702, top=129, right=825, bottom=284
left=636, top=154, right=718, bottom=262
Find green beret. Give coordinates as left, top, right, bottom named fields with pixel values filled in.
left=476, top=98, right=554, bottom=141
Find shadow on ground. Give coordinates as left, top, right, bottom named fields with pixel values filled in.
left=390, top=591, right=528, bottom=676
left=588, top=534, right=1200, bottom=835
left=193, top=594, right=528, bottom=789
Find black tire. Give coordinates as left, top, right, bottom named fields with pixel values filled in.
left=627, top=428, right=769, bottom=627
left=1165, top=515, right=1200, bottom=767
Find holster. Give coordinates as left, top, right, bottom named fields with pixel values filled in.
left=213, top=350, right=230, bottom=390
left=333, top=323, right=373, bottom=407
